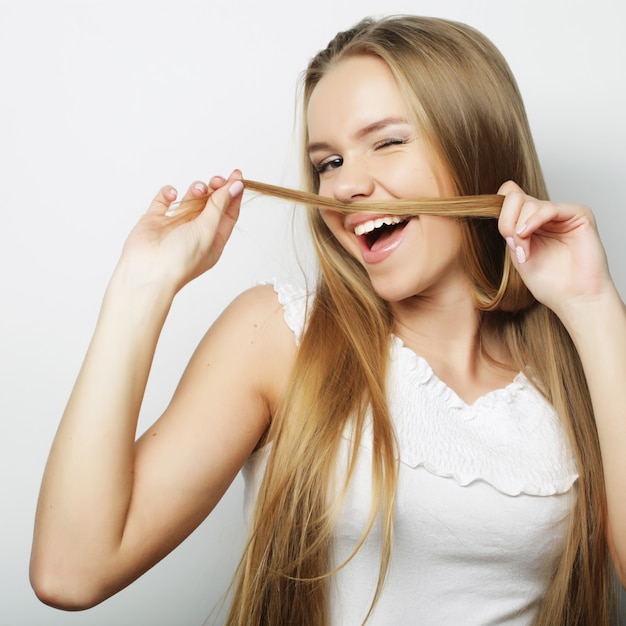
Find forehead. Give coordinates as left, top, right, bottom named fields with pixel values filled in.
left=306, top=55, right=410, bottom=138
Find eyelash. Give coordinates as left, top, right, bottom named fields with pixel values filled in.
left=314, top=138, right=408, bottom=174
left=315, top=157, right=343, bottom=174
left=374, top=137, right=407, bottom=150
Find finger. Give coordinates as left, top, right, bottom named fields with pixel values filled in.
left=497, top=187, right=528, bottom=239
left=203, top=171, right=244, bottom=220
left=497, top=185, right=538, bottom=265
left=508, top=202, right=566, bottom=265
left=197, top=171, right=244, bottom=240
left=515, top=202, right=590, bottom=239
left=147, top=185, right=178, bottom=215
left=497, top=180, right=524, bottom=196
left=208, top=175, right=226, bottom=191
left=506, top=200, right=576, bottom=264
left=164, top=180, right=209, bottom=218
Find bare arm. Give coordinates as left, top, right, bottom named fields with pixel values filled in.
left=30, top=174, right=294, bottom=608
left=498, top=181, right=626, bottom=585
left=561, top=289, right=626, bottom=583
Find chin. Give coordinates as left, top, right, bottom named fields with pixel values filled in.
left=368, top=276, right=418, bottom=304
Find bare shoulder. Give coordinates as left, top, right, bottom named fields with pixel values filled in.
left=218, top=283, right=294, bottom=333
left=211, top=284, right=297, bottom=363
left=182, top=283, right=298, bottom=417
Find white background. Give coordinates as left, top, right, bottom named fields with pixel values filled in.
left=1, top=0, right=625, bottom=624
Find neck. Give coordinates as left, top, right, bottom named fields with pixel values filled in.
left=391, top=291, right=481, bottom=364
left=390, top=291, right=515, bottom=404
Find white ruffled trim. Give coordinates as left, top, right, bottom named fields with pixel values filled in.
left=379, top=336, right=578, bottom=496
left=261, top=279, right=310, bottom=346
left=268, top=280, right=579, bottom=498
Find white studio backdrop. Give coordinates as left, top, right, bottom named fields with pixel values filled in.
left=1, top=0, right=624, bottom=624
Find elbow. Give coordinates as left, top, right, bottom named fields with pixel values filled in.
left=30, top=557, right=108, bottom=611
left=31, top=577, right=104, bottom=612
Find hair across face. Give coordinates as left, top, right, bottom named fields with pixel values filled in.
left=306, top=54, right=469, bottom=304
left=302, top=16, right=546, bottom=312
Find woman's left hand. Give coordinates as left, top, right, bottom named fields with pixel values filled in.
left=497, top=180, right=616, bottom=320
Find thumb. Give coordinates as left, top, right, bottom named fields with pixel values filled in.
left=497, top=180, right=524, bottom=196
left=196, top=171, right=244, bottom=235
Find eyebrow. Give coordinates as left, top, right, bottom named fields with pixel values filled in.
left=307, top=116, right=411, bottom=154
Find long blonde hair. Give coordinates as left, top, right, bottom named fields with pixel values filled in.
left=225, top=16, right=613, bottom=625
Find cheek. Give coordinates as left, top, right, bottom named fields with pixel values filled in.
left=319, top=209, right=358, bottom=258
left=423, top=218, right=465, bottom=254
left=319, top=209, right=342, bottom=236
left=317, top=179, right=335, bottom=201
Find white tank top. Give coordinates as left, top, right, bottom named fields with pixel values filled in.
left=243, top=281, right=578, bottom=625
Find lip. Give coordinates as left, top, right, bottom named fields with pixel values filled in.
left=356, top=217, right=411, bottom=265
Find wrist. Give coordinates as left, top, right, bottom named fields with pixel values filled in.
left=103, top=258, right=178, bottom=327
left=557, top=286, right=626, bottom=350
left=110, top=255, right=179, bottom=302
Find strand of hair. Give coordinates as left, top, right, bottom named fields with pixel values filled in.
left=166, top=179, right=503, bottom=220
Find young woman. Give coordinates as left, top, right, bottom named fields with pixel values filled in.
left=30, top=15, right=626, bottom=626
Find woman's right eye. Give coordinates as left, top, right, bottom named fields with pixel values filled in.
left=315, top=156, right=343, bottom=174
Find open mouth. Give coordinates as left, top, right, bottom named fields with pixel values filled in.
left=355, top=216, right=409, bottom=250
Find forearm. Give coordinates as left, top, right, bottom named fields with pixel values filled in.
left=561, top=287, right=626, bottom=576
left=31, top=176, right=246, bottom=607
left=31, top=264, right=176, bottom=600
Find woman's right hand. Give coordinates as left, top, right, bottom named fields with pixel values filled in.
left=117, top=169, right=244, bottom=294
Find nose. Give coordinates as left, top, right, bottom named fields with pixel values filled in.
left=329, top=159, right=375, bottom=203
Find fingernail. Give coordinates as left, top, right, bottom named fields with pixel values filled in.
left=228, top=180, right=244, bottom=198
left=505, top=237, right=516, bottom=251
left=515, top=223, right=527, bottom=235
left=194, top=182, right=207, bottom=193
left=515, top=246, right=526, bottom=264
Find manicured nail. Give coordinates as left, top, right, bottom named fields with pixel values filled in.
left=194, top=182, right=207, bottom=193
left=515, top=223, right=527, bottom=235
left=515, top=246, right=526, bottom=264
left=505, top=237, right=516, bottom=251
left=228, top=180, right=244, bottom=198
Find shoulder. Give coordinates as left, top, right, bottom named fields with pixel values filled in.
left=206, top=283, right=302, bottom=411
left=217, top=282, right=304, bottom=340
left=220, top=283, right=286, bottom=323
left=218, top=281, right=310, bottom=342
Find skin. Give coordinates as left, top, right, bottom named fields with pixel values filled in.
left=30, top=54, right=626, bottom=609
left=308, top=56, right=464, bottom=305
left=29, top=175, right=297, bottom=608
left=308, top=56, right=516, bottom=401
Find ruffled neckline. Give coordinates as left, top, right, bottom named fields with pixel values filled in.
left=268, top=280, right=579, bottom=498
left=391, top=334, right=527, bottom=411
left=353, top=334, right=579, bottom=497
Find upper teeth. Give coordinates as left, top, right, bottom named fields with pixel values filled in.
left=354, top=216, right=403, bottom=236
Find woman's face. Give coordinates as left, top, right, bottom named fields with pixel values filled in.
left=307, top=55, right=469, bottom=305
